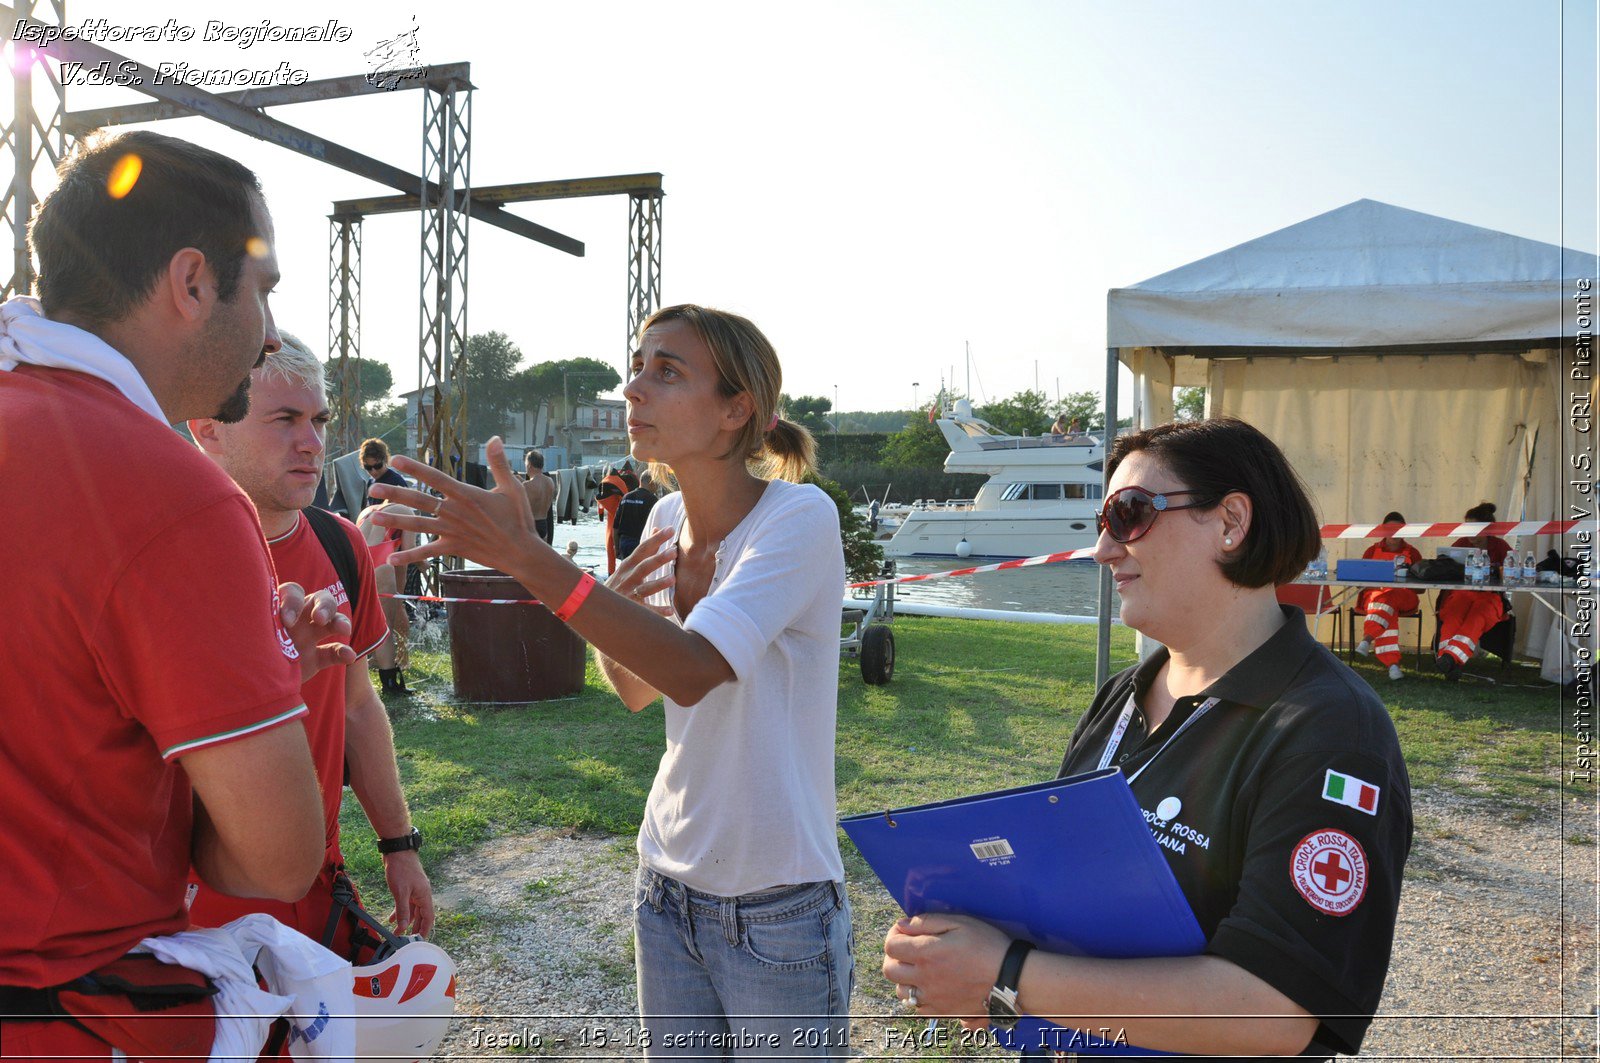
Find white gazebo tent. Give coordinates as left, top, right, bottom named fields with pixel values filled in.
left=1096, top=199, right=1597, bottom=686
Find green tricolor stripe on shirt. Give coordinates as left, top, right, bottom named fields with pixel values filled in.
left=162, top=704, right=308, bottom=760
left=1322, top=769, right=1380, bottom=814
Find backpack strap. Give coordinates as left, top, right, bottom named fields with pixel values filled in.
left=303, top=505, right=364, bottom=629
left=322, top=869, right=408, bottom=964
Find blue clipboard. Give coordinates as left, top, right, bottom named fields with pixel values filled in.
left=841, top=768, right=1205, bottom=1056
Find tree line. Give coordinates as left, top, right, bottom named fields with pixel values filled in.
left=324, top=331, right=620, bottom=451
left=324, top=331, right=1201, bottom=504
left=795, top=386, right=1204, bottom=502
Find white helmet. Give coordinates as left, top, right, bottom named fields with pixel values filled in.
left=350, top=939, right=457, bottom=1063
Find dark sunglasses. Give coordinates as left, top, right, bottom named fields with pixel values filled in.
left=363, top=463, right=383, bottom=472
left=1095, top=486, right=1219, bottom=544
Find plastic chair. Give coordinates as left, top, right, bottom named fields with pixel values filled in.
left=1276, top=584, right=1343, bottom=647
left=1344, top=598, right=1425, bottom=664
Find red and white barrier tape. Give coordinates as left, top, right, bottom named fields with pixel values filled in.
left=380, top=519, right=1594, bottom=600
left=1321, top=519, right=1583, bottom=539
left=843, top=519, right=1593, bottom=590
left=845, top=547, right=1097, bottom=589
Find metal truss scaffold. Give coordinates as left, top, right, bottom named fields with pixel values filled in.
left=627, top=189, right=664, bottom=355
left=3, top=0, right=65, bottom=299
left=414, top=77, right=471, bottom=584
left=417, top=76, right=471, bottom=484
left=328, top=215, right=363, bottom=455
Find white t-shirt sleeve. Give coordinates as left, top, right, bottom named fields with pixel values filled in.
left=682, top=486, right=842, bottom=682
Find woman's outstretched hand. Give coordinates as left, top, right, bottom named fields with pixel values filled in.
left=606, top=528, right=677, bottom=617
left=368, top=436, right=543, bottom=575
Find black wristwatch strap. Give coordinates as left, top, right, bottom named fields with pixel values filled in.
left=986, top=938, right=1035, bottom=1029
left=996, top=938, right=1035, bottom=996
left=377, top=826, right=422, bottom=855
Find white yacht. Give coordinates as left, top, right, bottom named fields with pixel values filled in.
left=884, top=400, right=1106, bottom=560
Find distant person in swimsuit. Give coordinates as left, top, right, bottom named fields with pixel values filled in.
left=358, top=500, right=418, bottom=696
left=595, top=464, right=636, bottom=573
left=523, top=448, right=557, bottom=544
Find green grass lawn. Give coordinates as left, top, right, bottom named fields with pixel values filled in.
left=340, top=615, right=1567, bottom=909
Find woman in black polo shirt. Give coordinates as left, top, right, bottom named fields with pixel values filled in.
left=882, top=418, right=1413, bottom=1060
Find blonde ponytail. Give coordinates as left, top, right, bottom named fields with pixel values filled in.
left=759, top=415, right=817, bottom=483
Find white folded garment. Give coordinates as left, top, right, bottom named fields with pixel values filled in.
left=138, top=913, right=354, bottom=1063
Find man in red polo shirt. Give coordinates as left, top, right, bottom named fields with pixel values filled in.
left=188, top=335, right=436, bottom=952
left=0, top=131, right=347, bottom=1061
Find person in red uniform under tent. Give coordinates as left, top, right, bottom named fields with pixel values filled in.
left=1436, top=501, right=1514, bottom=681
left=1353, top=510, right=1423, bottom=681
left=188, top=336, right=436, bottom=959
left=0, top=130, right=350, bottom=1063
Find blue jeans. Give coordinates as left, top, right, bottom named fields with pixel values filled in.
left=633, top=866, right=854, bottom=1060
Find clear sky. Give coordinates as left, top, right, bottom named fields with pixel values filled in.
left=17, top=1, right=1600, bottom=413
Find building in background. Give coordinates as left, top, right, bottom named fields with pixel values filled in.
left=400, top=390, right=627, bottom=467
left=566, top=397, right=629, bottom=463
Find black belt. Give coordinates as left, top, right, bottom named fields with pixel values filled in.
left=0, top=983, right=62, bottom=1020
left=2, top=956, right=217, bottom=1021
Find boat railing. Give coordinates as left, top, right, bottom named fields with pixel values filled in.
left=907, top=498, right=978, bottom=512
left=973, top=433, right=1101, bottom=452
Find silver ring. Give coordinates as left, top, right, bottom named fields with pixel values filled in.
left=905, top=986, right=920, bottom=1009
left=430, top=497, right=444, bottom=518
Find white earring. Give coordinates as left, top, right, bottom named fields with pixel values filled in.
left=1224, top=536, right=1233, bottom=546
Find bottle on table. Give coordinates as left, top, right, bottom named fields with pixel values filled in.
left=1393, top=552, right=1408, bottom=581
left=1523, top=551, right=1537, bottom=585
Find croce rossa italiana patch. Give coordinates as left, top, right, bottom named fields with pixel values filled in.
left=1290, top=829, right=1368, bottom=916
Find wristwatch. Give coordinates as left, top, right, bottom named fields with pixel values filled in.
left=377, top=826, right=423, bottom=855
left=987, top=939, right=1035, bottom=1029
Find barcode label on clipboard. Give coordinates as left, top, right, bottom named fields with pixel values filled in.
left=970, top=839, right=1015, bottom=860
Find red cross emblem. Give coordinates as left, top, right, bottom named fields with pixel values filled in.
left=1312, top=851, right=1352, bottom=894
left=1291, top=829, right=1368, bottom=916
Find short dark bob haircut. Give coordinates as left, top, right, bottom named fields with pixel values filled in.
left=1106, top=417, right=1321, bottom=589
left=31, top=130, right=261, bottom=329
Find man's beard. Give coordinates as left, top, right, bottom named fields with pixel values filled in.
left=213, top=375, right=252, bottom=424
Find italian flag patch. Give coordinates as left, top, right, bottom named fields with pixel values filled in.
left=1322, top=769, right=1380, bottom=815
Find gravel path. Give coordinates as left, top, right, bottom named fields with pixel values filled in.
left=428, top=788, right=1597, bottom=1060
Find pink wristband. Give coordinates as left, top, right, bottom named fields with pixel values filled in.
left=553, top=571, right=597, bottom=622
